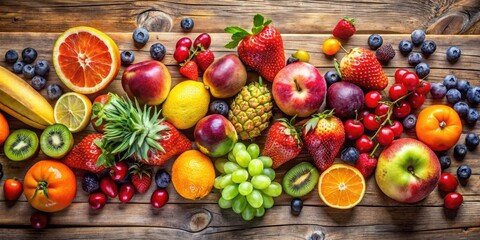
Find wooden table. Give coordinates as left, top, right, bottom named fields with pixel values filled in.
left=1, top=1, right=479, bottom=239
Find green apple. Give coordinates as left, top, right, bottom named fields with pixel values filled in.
left=375, top=138, right=441, bottom=203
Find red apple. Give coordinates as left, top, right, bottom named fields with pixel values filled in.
left=122, top=60, right=172, bottom=106
left=203, top=54, right=247, bottom=98
left=194, top=114, right=238, bottom=158
left=272, top=62, right=326, bottom=117
left=375, top=138, right=441, bottom=203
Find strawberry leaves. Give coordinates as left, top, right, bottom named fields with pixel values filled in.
left=224, top=14, right=272, bottom=49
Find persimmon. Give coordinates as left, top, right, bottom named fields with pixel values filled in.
left=416, top=105, right=462, bottom=151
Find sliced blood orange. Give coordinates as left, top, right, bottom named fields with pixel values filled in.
left=53, top=26, right=120, bottom=94
left=318, top=164, right=366, bottom=209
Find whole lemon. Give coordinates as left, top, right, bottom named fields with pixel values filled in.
left=162, top=80, right=210, bottom=129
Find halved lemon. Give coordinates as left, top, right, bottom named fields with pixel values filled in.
left=52, top=26, right=120, bottom=94
left=54, top=92, right=92, bottom=133
left=318, top=164, right=366, bottom=209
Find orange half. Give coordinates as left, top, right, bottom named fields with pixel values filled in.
left=318, top=164, right=366, bottom=209
left=53, top=26, right=120, bottom=94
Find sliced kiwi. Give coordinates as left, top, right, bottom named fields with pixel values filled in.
left=282, top=162, right=320, bottom=197
left=40, top=123, right=74, bottom=159
left=4, top=129, right=39, bottom=161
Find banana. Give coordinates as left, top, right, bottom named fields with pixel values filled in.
left=0, top=66, right=55, bottom=129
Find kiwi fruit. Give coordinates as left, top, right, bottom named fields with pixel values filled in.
left=4, top=129, right=39, bottom=161
left=40, top=123, right=74, bottom=159
left=282, top=162, right=319, bottom=197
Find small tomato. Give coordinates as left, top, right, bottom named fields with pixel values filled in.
left=416, top=105, right=462, bottom=151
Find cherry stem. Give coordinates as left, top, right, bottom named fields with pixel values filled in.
left=340, top=43, right=349, bottom=54
left=369, top=143, right=380, bottom=158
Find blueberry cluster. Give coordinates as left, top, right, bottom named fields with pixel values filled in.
left=439, top=133, right=477, bottom=183
left=4, top=48, right=63, bottom=100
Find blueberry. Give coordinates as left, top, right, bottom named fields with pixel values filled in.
left=286, top=57, right=299, bottom=65
left=290, top=198, right=303, bottom=216
left=453, top=144, right=468, bottom=160
left=180, top=17, right=194, bottom=32
left=132, top=28, right=150, bottom=48
left=150, top=43, right=166, bottom=61
left=466, top=108, right=479, bottom=125
left=82, top=172, right=100, bottom=193
left=209, top=100, right=229, bottom=117
left=21, top=47, right=37, bottom=64
left=340, top=147, right=360, bottom=165
left=47, top=84, right=63, bottom=100
left=34, top=60, right=50, bottom=77
left=420, top=40, right=436, bottom=57
left=402, top=114, right=417, bottom=129
left=443, top=74, right=458, bottom=89
left=430, top=83, right=447, bottom=99
left=439, top=155, right=451, bottom=170
left=465, top=133, right=479, bottom=151
left=31, top=75, right=46, bottom=90
left=414, top=62, right=430, bottom=78
left=22, top=64, right=35, bottom=79
left=155, top=169, right=171, bottom=189
left=120, top=51, right=135, bottom=65
left=0, top=170, right=3, bottom=180
left=12, top=61, right=25, bottom=74
left=456, top=79, right=470, bottom=97
left=453, top=101, right=470, bottom=118
left=466, top=86, right=480, bottom=104
left=5, top=50, right=18, bottom=63
left=407, top=52, right=422, bottom=66
left=446, top=46, right=461, bottom=63
left=324, top=70, right=341, bottom=87
left=398, top=39, right=413, bottom=55
left=457, top=165, right=471, bottom=180
left=411, top=30, right=426, bottom=45
left=446, top=88, right=462, bottom=105
left=368, top=34, right=383, bottom=50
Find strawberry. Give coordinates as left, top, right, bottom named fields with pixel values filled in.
left=355, top=153, right=378, bottom=178
left=225, top=14, right=285, bottom=82
left=195, top=49, right=215, bottom=72
left=301, top=110, right=345, bottom=171
left=130, top=163, right=152, bottom=193
left=262, top=117, right=303, bottom=169
left=337, top=47, right=388, bottom=90
left=136, top=121, right=192, bottom=166
left=179, top=60, right=198, bottom=80
left=63, top=134, right=107, bottom=173
left=332, top=17, right=356, bottom=39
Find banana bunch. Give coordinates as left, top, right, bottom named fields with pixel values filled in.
left=0, top=66, right=54, bottom=129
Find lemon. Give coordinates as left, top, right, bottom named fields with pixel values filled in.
left=162, top=80, right=210, bottom=129
left=54, top=92, right=92, bottom=133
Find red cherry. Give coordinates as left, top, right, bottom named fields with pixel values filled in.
left=30, top=212, right=48, bottom=230
left=356, top=135, right=375, bottom=153
left=416, top=80, right=431, bottom=95
left=388, top=120, right=403, bottom=138
left=374, top=103, right=390, bottom=122
left=110, top=161, right=129, bottom=182
left=393, top=101, right=411, bottom=118
left=89, top=193, right=107, bottom=210
left=438, top=172, right=458, bottom=193
left=394, top=68, right=409, bottom=83
left=376, top=127, right=394, bottom=146
left=344, top=119, right=365, bottom=140
left=444, top=192, right=463, bottom=209
left=151, top=189, right=169, bottom=208
left=119, top=183, right=135, bottom=204
left=389, top=83, right=408, bottom=101
left=401, top=72, right=420, bottom=91
left=364, top=91, right=382, bottom=108
left=407, top=92, right=426, bottom=109
left=193, top=33, right=211, bottom=49
left=359, top=109, right=370, bottom=119
left=174, top=46, right=191, bottom=63
left=100, top=176, right=118, bottom=198
left=363, top=113, right=382, bottom=131
left=175, top=37, right=193, bottom=49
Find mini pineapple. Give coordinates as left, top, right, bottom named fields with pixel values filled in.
left=228, top=77, right=273, bottom=140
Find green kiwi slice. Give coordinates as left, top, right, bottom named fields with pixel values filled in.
left=4, top=129, right=39, bottom=161
left=40, top=123, right=73, bottom=159
left=282, top=162, right=320, bottom=197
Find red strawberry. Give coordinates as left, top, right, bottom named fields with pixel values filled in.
left=179, top=60, right=198, bottom=80
left=225, top=14, right=285, bottom=82
left=130, top=164, right=152, bottom=193
left=337, top=47, right=388, bottom=90
left=195, top=49, right=215, bottom=72
left=355, top=153, right=378, bottom=178
left=136, top=121, right=192, bottom=166
left=332, top=17, right=356, bottom=39
left=63, top=134, right=107, bottom=173
left=301, top=110, right=345, bottom=171
left=262, top=117, right=303, bottom=169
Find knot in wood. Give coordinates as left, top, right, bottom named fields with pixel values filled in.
left=136, top=10, right=173, bottom=32
left=187, top=209, right=212, bottom=232
left=307, top=231, right=325, bottom=240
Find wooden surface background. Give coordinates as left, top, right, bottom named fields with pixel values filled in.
left=0, top=1, right=479, bottom=239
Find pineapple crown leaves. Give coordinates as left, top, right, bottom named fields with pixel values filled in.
left=94, top=138, right=116, bottom=167
left=224, top=14, right=272, bottom=49
left=303, top=109, right=335, bottom=134
left=277, top=115, right=303, bottom=146
left=129, top=163, right=152, bottom=179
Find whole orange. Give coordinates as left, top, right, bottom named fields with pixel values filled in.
left=0, top=112, right=9, bottom=145
left=171, top=150, right=215, bottom=200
